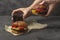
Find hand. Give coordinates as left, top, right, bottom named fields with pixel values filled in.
left=12, top=7, right=31, bottom=20
left=12, top=8, right=26, bottom=16
left=45, top=14, right=49, bottom=16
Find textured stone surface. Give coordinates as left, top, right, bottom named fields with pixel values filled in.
left=0, top=16, right=60, bottom=40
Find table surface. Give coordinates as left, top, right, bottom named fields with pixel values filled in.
left=0, top=16, right=60, bottom=40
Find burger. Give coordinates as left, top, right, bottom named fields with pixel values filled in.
left=12, top=11, right=28, bottom=34
left=31, top=3, right=48, bottom=16
left=12, top=21, right=28, bottom=34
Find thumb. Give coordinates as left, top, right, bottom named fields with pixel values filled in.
left=23, top=12, right=31, bottom=19
left=23, top=13, right=28, bottom=19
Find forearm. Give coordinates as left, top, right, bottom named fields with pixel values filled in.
left=28, top=0, right=42, bottom=10
left=45, top=4, right=55, bottom=16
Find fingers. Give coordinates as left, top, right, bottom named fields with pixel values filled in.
left=12, top=9, right=20, bottom=16
left=12, top=10, right=17, bottom=16
left=11, top=8, right=25, bottom=16
left=11, top=17, right=13, bottom=21
left=11, top=8, right=30, bottom=19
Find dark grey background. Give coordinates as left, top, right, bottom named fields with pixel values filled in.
left=0, top=0, right=60, bottom=16
left=0, top=0, right=34, bottom=15
left=0, top=0, right=60, bottom=40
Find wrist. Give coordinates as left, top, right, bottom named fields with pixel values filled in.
left=27, top=6, right=33, bottom=10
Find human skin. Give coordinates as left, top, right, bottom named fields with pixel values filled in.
left=12, top=0, right=60, bottom=19
left=11, top=0, right=60, bottom=31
